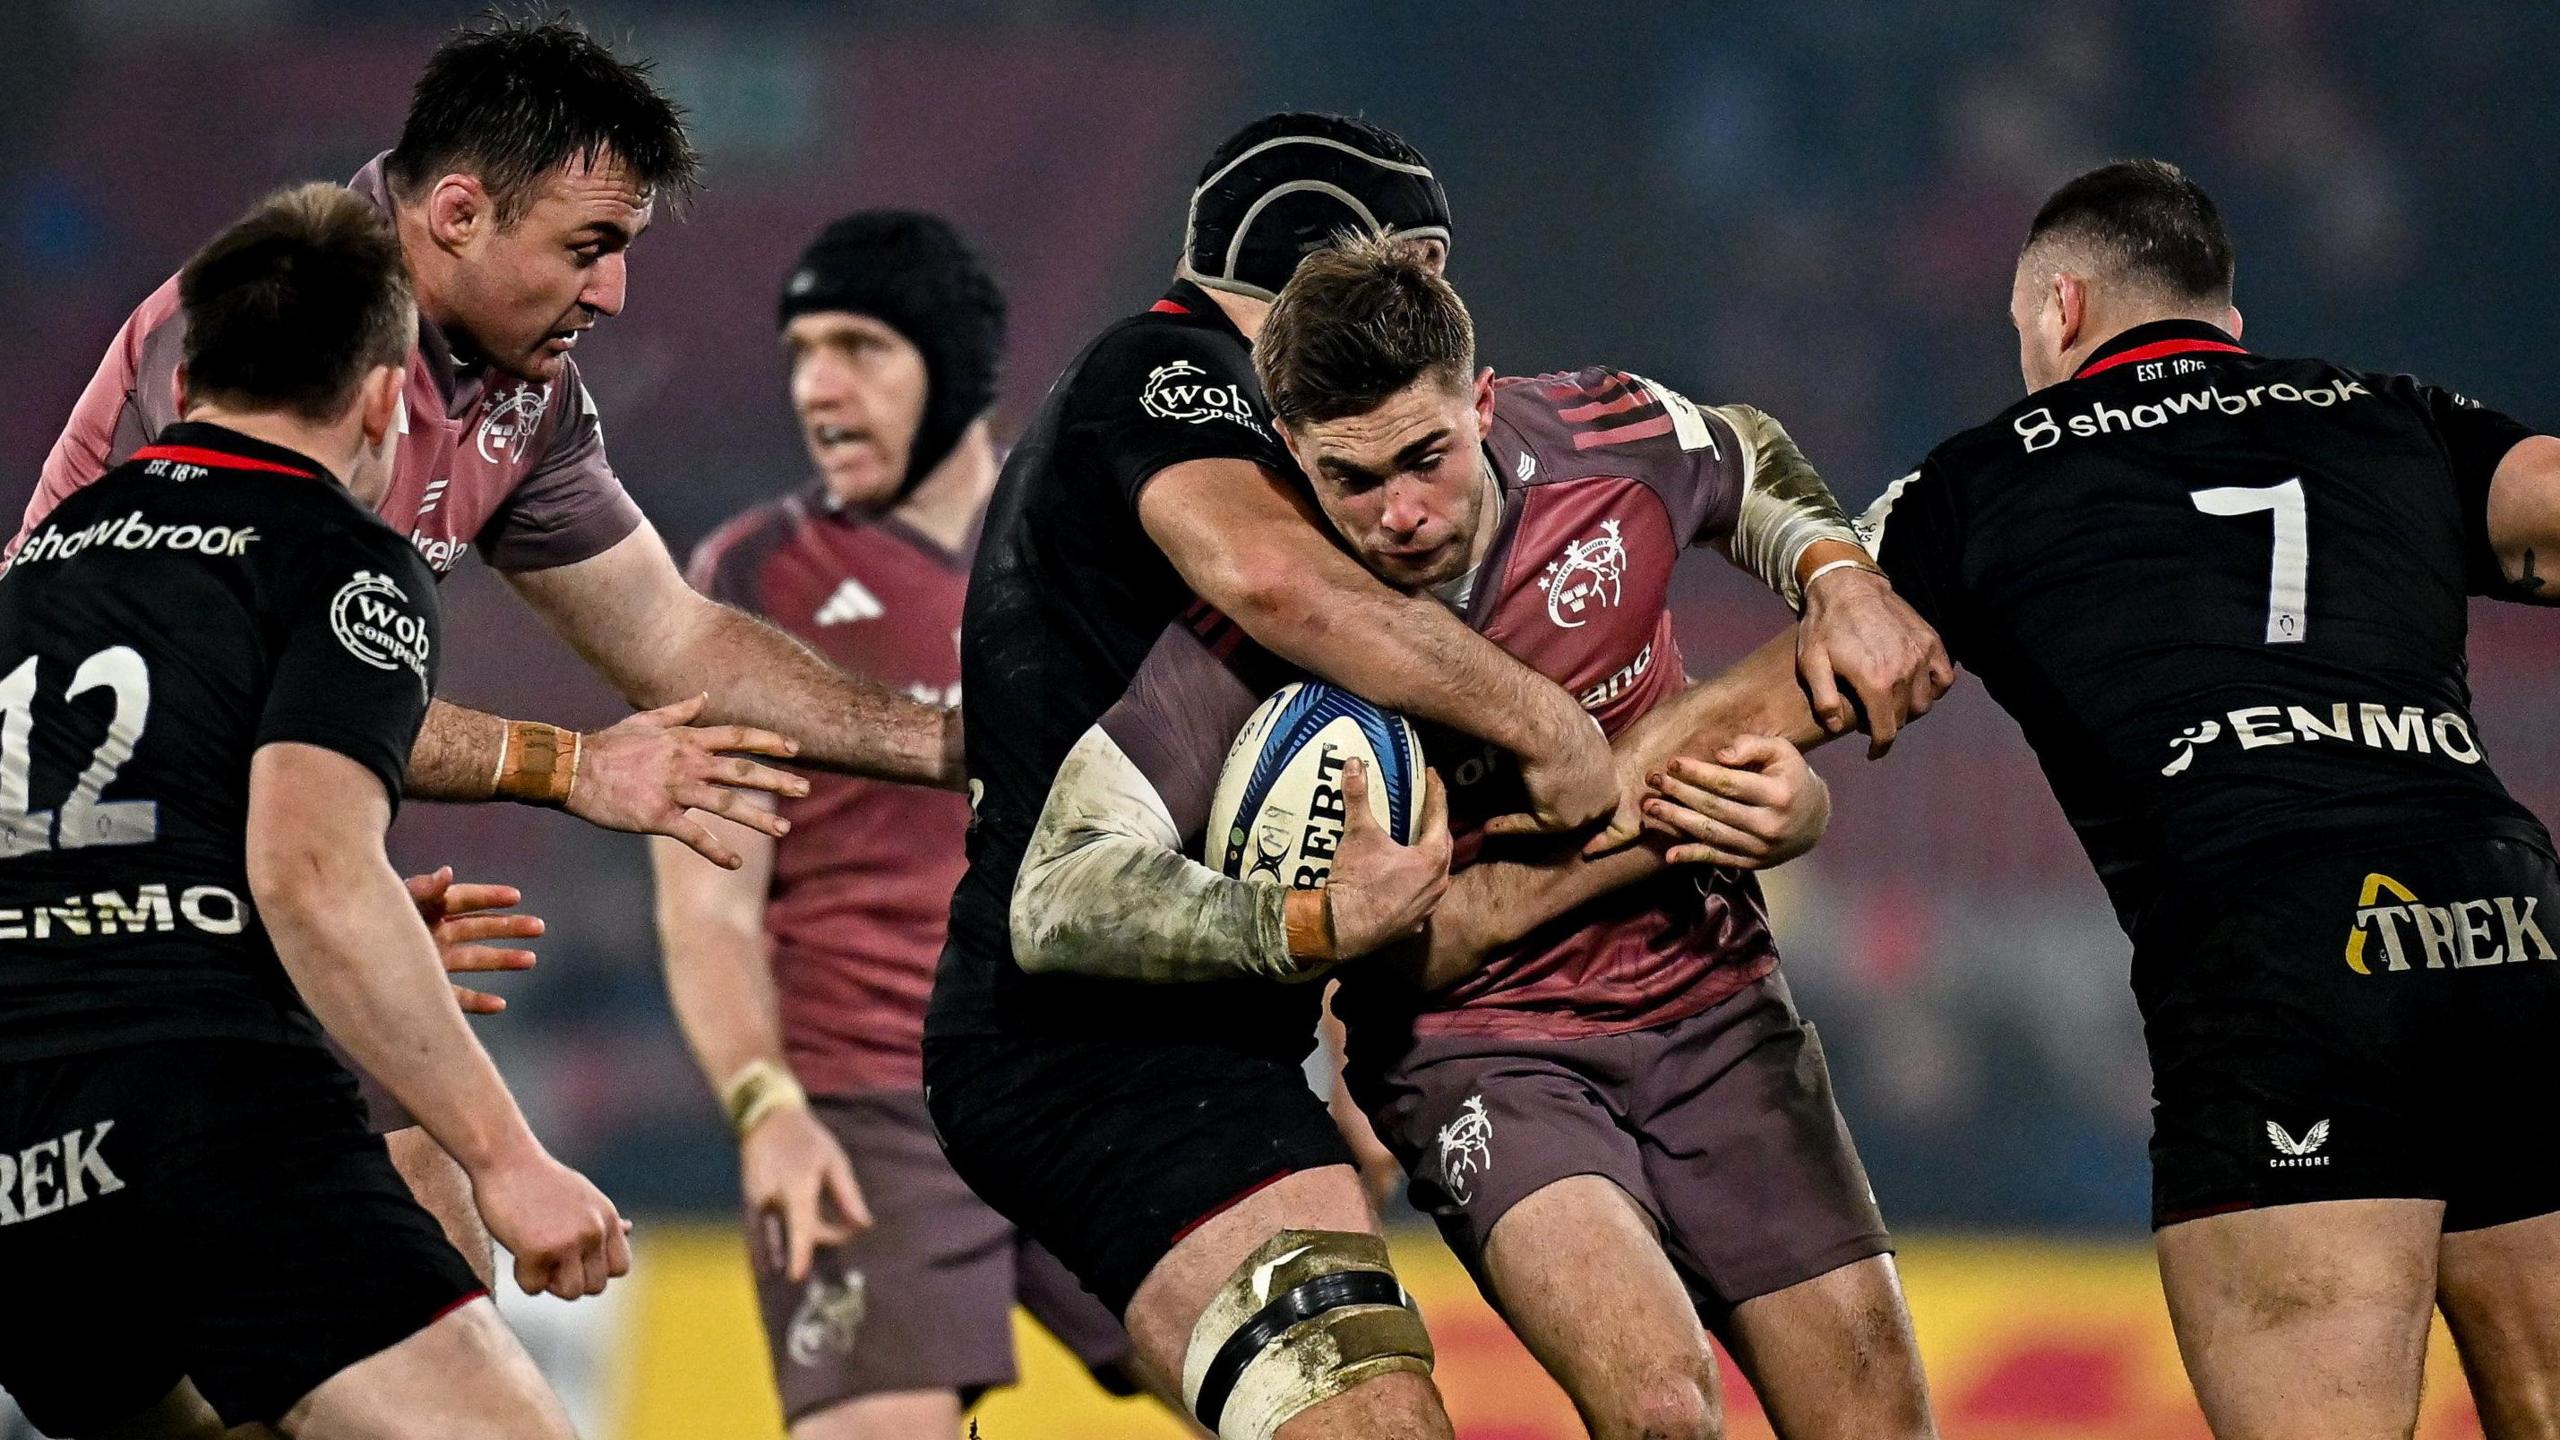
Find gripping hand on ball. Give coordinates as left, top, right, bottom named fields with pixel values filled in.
left=1312, top=759, right=1452, bottom=960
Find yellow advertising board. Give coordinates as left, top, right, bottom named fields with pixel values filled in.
left=613, top=1226, right=2484, bottom=1439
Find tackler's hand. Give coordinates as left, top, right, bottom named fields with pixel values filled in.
left=1319, top=761, right=1453, bottom=961
left=569, top=694, right=812, bottom=868
left=1796, top=565, right=1953, bottom=759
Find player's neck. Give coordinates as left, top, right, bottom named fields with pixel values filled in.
left=176, top=408, right=357, bottom=489
left=883, top=419, right=998, bottom=553
left=2065, top=304, right=2242, bottom=377
left=1202, top=287, right=1271, bottom=343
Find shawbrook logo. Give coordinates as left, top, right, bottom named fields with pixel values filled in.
left=2015, top=377, right=2372, bottom=453
left=2344, top=872, right=2554, bottom=974
left=2267, top=1118, right=2331, bottom=1167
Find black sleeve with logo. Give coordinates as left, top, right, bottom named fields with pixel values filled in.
left=0, top=449, right=443, bottom=1062
left=1064, top=321, right=1298, bottom=512
left=255, top=524, right=440, bottom=806
left=1883, top=345, right=2549, bottom=936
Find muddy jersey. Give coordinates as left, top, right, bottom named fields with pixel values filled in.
left=929, top=280, right=1302, bottom=1048
left=0, top=423, right=439, bottom=1062
left=1863, top=319, right=2550, bottom=936
left=1104, top=368, right=1788, bottom=1049
left=688, top=492, right=975, bottom=1094
left=25, top=155, right=642, bottom=577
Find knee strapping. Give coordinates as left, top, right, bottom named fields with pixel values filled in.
left=1180, top=1228, right=1434, bottom=1440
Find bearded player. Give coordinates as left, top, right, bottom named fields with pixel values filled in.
left=654, top=212, right=1183, bottom=1438
left=30, top=15, right=961, bottom=1285
left=1003, top=232, right=1945, bottom=1440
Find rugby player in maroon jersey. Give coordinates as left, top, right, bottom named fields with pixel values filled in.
left=652, top=213, right=1195, bottom=1438
left=1007, top=232, right=1946, bottom=1440
left=28, top=15, right=964, bottom=1287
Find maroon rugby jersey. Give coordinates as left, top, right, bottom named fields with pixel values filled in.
left=22, top=155, right=641, bottom=575
left=687, top=492, right=974, bottom=1094
left=1383, top=367, right=1780, bottom=1040
left=1101, top=368, right=1783, bottom=1047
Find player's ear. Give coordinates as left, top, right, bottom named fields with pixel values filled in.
left=424, top=173, right=491, bottom=252
left=357, top=365, right=403, bottom=446
left=2225, top=304, right=2244, bottom=341
left=172, top=363, right=193, bottom=419
left=2052, top=272, right=2086, bottom=353
left=1473, top=367, right=1495, bottom=428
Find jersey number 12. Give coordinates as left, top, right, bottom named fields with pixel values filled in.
left=2191, top=479, right=2308, bottom=644
left=0, top=647, right=157, bottom=857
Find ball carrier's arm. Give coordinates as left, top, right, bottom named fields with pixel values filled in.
left=1139, top=456, right=1628, bottom=843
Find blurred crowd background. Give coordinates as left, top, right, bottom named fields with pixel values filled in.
left=5, top=0, right=2556, bottom=1246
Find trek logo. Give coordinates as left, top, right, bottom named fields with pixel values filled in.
left=1436, top=1094, right=1493, bottom=1206
left=0, top=1121, right=123, bottom=1226
left=785, top=1268, right=867, bottom=1366
left=10, top=510, right=259, bottom=570
left=329, top=571, right=433, bottom=696
left=0, top=882, right=246, bottom=942
left=2266, top=1119, right=2331, bottom=1168
left=2343, top=872, right=2554, bottom=975
left=1539, top=518, right=1628, bottom=629
left=2160, top=702, right=2482, bottom=778
left=476, top=381, right=551, bottom=464
left=1140, top=360, right=1262, bottom=433
left=2014, top=377, right=2372, bottom=453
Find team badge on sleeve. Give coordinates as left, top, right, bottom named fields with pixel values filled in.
left=328, top=571, right=433, bottom=695
left=1140, top=359, right=1263, bottom=433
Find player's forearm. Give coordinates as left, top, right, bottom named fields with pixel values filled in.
left=258, top=850, right=541, bottom=1173
left=660, top=601, right=962, bottom=789
left=1011, top=728, right=1309, bottom=983
left=1631, top=629, right=1832, bottom=760
left=1409, top=840, right=1663, bottom=990
left=650, top=837, right=791, bottom=1091
left=402, top=697, right=508, bottom=800
left=1716, top=404, right=1869, bottom=610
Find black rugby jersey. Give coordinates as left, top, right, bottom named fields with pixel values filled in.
left=932, top=280, right=1301, bottom=1043
left=0, top=423, right=440, bottom=1061
left=1864, top=320, right=2547, bottom=934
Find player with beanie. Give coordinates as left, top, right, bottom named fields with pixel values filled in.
left=653, top=211, right=1175, bottom=1433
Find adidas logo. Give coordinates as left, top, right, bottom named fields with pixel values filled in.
left=815, top=578, right=884, bottom=627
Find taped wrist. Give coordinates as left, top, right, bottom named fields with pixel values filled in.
left=721, top=1059, right=808, bottom=1138
left=1715, top=403, right=1863, bottom=609
left=1181, top=1229, right=1434, bottom=1440
left=494, top=721, right=582, bottom=807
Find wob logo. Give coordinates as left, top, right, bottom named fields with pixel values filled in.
left=1140, top=360, right=1261, bottom=433
left=329, top=571, right=433, bottom=696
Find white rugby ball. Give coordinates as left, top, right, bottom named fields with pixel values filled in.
left=1206, top=681, right=1425, bottom=889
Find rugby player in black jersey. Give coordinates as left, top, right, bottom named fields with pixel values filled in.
left=927, top=112, right=1949, bottom=1439
left=0, top=186, right=622, bottom=1439
left=1641, top=160, right=2560, bottom=1438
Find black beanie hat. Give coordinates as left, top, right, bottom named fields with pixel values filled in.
left=778, top=210, right=1006, bottom=495
left=1180, top=112, right=1451, bottom=303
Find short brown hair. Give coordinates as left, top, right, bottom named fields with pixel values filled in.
left=179, top=183, right=416, bottom=423
left=1255, top=229, right=1474, bottom=427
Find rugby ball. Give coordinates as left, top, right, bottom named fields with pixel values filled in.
left=1206, top=682, right=1425, bottom=889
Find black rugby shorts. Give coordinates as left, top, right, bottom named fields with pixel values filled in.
left=2140, top=835, right=2560, bottom=1231
left=0, top=1040, right=482, bottom=1433
left=923, top=1029, right=1352, bottom=1316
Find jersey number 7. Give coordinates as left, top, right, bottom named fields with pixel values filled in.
left=0, top=647, right=158, bottom=857
left=2191, top=479, right=2308, bottom=644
